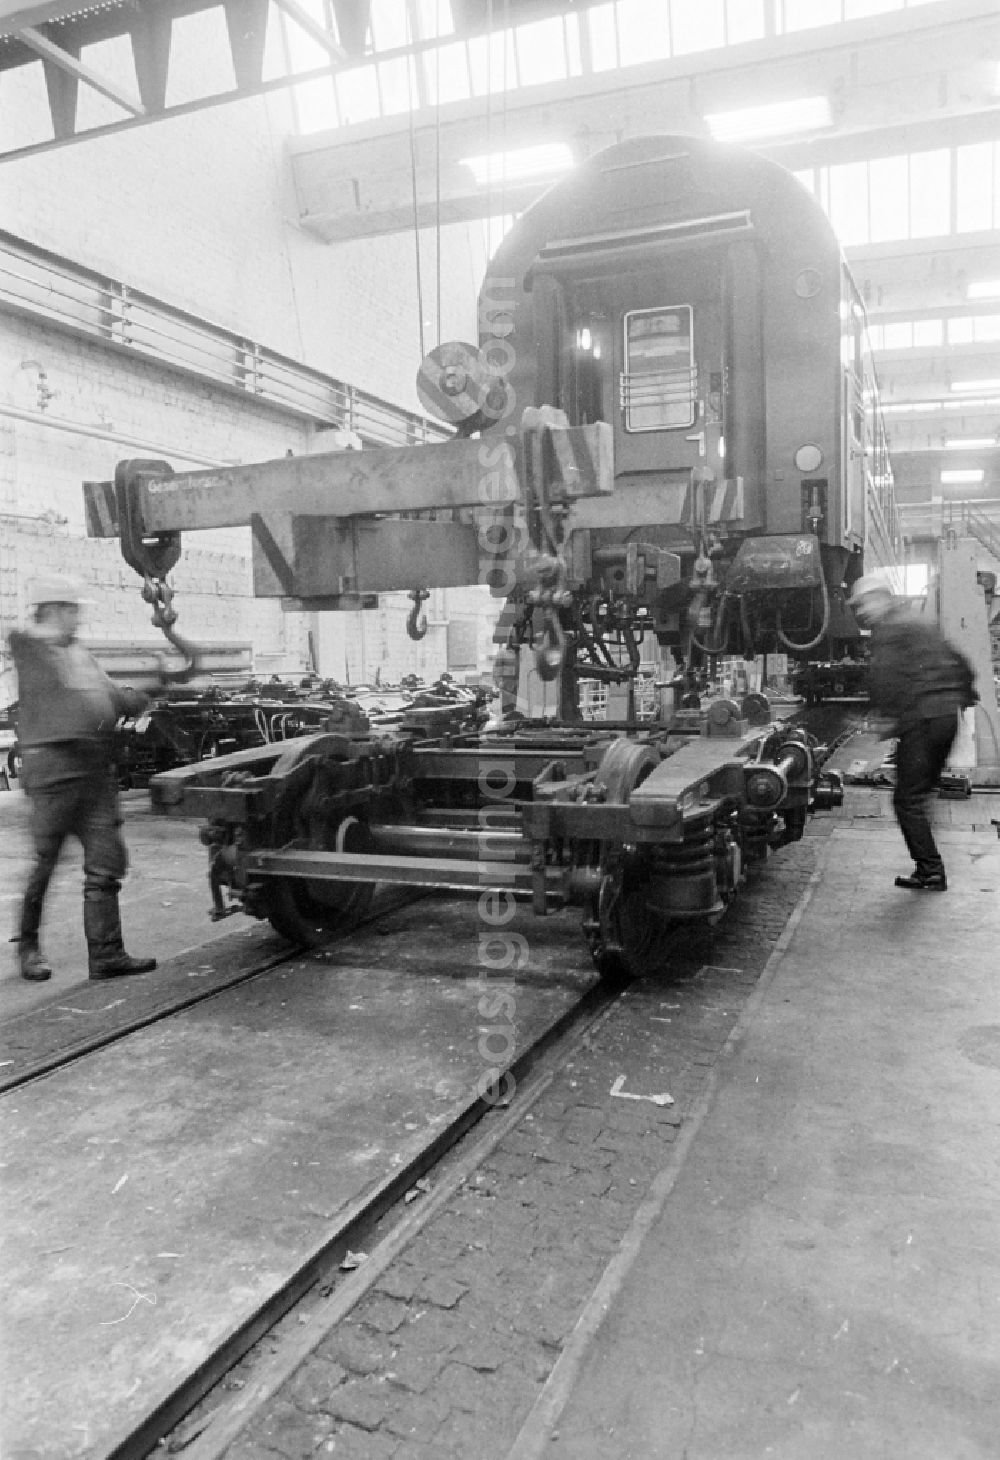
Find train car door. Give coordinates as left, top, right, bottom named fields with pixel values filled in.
left=555, top=234, right=762, bottom=539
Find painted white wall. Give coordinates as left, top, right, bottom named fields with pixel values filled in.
left=0, top=33, right=493, bottom=686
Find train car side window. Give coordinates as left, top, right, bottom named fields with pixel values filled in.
left=621, top=305, right=696, bottom=432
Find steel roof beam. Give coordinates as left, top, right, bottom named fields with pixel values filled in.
left=271, top=0, right=347, bottom=62
left=16, top=21, right=144, bottom=115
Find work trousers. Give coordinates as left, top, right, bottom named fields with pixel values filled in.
left=892, top=714, right=959, bottom=878
left=19, top=750, right=127, bottom=946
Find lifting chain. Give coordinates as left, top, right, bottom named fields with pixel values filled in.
left=142, top=573, right=177, bottom=630
left=141, top=573, right=201, bottom=684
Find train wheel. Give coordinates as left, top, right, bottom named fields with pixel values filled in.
left=586, top=739, right=665, bottom=983
left=590, top=875, right=669, bottom=986
left=592, top=737, right=659, bottom=803
left=265, top=816, right=376, bottom=946
left=262, top=738, right=377, bottom=947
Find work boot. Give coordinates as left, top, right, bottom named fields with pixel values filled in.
left=84, top=886, right=157, bottom=980
left=89, top=952, right=157, bottom=980
left=19, top=940, right=52, bottom=982
left=894, top=869, right=947, bottom=891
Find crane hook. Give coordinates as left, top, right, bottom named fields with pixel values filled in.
left=406, top=588, right=430, bottom=642
left=155, top=623, right=203, bottom=684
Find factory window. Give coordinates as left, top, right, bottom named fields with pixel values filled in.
left=670, top=0, right=725, bottom=57
left=724, top=0, right=767, bottom=44
left=378, top=56, right=420, bottom=115
left=779, top=0, right=842, bottom=31
left=618, top=0, right=671, bottom=65
left=820, top=148, right=954, bottom=246
left=956, top=142, right=999, bottom=232
left=335, top=63, right=380, bottom=124
left=828, top=161, right=870, bottom=245
left=909, top=150, right=950, bottom=236
left=515, top=17, right=569, bottom=85
left=882, top=322, right=916, bottom=350
left=411, top=0, right=456, bottom=40
left=621, top=306, right=696, bottom=432
left=467, top=30, right=520, bottom=95
left=370, top=0, right=410, bottom=49
left=586, top=3, right=620, bottom=70
left=287, top=0, right=948, bottom=140
left=913, top=319, right=944, bottom=347
left=779, top=0, right=916, bottom=23
left=869, top=155, right=908, bottom=243
left=564, top=13, right=584, bottom=75
left=844, top=0, right=903, bottom=16
left=424, top=41, right=472, bottom=104
left=948, top=314, right=1000, bottom=345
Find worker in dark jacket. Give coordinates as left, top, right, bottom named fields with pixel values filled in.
left=9, top=573, right=158, bottom=981
left=849, top=573, right=978, bottom=892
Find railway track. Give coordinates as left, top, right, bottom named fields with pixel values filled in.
left=106, top=970, right=620, bottom=1460
left=1, top=702, right=865, bottom=1458
left=147, top=832, right=826, bottom=1460
left=0, top=887, right=425, bottom=1095
left=0, top=890, right=601, bottom=1459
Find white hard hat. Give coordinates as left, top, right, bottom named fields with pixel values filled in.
left=28, top=572, right=84, bottom=607
left=848, top=573, right=894, bottom=606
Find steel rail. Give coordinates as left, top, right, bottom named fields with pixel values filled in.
left=99, top=977, right=618, bottom=1460
left=0, top=887, right=423, bottom=1096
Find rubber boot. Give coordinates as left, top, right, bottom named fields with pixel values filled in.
left=19, top=938, right=52, bottom=982
left=19, top=888, right=52, bottom=980
left=84, top=889, right=157, bottom=980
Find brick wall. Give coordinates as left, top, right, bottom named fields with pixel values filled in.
left=0, top=40, right=493, bottom=694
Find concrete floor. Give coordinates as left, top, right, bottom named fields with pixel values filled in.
left=0, top=890, right=594, bottom=1459
left=520, top=794, right=1000, bottom=1459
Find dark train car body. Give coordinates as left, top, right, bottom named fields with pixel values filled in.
left=481, top=135, right=901, bottom=659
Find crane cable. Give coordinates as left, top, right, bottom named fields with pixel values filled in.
left=405, top=4, right=425, bottom=363
left=434, top=0, right=442, bottom=346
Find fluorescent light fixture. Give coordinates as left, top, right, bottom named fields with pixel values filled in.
left=940, top=469, right=984, bottom=484
left=967, top=279, right=1000, bottom=299
left=944, top=438, right=995, bottom=450
left=706, top=96, right=832, bottom=142
left=461, top=143, right=574, bottom=186
left=950, top=378, right=1000, bottom=393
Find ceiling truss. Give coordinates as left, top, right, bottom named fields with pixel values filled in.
left=1, top=0, right=998, bottom=529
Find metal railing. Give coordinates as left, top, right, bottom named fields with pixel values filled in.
left=0, top=230, right=450, bottom=448
left=946, top=502, right=1000, bottom=564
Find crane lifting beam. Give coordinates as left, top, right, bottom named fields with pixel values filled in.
left=83, top=416, right=613, bottom=604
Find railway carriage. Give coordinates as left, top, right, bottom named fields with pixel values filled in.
left=462, top=134, right=902, bottom=680
left=87, top=135, right=889, bottom=978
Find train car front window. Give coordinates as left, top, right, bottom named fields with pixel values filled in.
left=621, top=306, right=696, bottom=431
